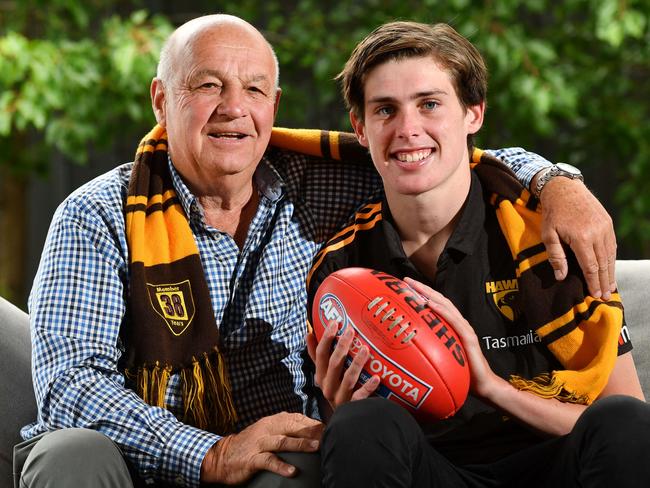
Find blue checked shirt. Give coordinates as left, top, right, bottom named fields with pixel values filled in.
left=23, top=146, right=550, bottom=486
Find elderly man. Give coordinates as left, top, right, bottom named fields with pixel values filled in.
left=16, top=14, right=617, bottom=488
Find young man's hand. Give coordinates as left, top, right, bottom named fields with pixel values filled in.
left=404, top=278, right=502, bottom=400
left=200, top=412, right=323, bottom=484
left=306, top=321, right=380, bottom=410
left=537, top=177, right=616, bottom=299
left=405, top=278, right=590, bottom=436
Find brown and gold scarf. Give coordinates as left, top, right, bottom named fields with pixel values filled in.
left=471, top=149, right=623, bottom=404
left=123, top=125, right=236, bottom=433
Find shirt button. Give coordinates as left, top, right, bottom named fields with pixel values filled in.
left=174, top=475, right=185, bottom=485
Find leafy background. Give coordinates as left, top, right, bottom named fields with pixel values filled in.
left=1, top=0, right=649, bottom=307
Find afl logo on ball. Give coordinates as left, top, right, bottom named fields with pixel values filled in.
left=318, top=293, right=348, bottom=334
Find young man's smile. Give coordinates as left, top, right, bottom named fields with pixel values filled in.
left=392, top=147, right=434, bottom=166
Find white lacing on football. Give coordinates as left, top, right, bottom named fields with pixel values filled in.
left=367, top=297, right=417, bottom=343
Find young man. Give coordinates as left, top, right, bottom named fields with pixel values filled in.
left=307, top=21, right=649, bottom=487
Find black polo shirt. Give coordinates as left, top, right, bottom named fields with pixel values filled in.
left=307, top=172, right=632, bottom=464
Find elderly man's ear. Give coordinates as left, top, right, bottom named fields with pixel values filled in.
left=151, top=78, right=167, bottom=128
left=273, top=88, right=282, bottom=118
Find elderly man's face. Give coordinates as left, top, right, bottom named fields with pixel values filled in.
left=153, top=22, right=280, bottom=192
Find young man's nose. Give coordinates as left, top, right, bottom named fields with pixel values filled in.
left=395, top=109, right=422, bottom=139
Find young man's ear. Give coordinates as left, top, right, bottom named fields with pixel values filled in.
left=349, top=110, right=369, bottom=148
left=466, top=101, right=486, bottom=135
left=151, top=78, right=167, bottom=128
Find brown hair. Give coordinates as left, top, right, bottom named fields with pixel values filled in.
left=338, top=21, right=487, bottom=121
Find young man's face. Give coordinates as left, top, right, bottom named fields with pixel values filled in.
left=350, top=55, right=484, bottom=197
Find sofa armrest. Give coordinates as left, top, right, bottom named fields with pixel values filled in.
left=616, top=259, right=650, bottom=398
left=0, top=297, right=36, bottom=485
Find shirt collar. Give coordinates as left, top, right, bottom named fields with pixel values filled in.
left=168, top=155, right=285, bottom=220
left=380, top=170, right=485, bottom=258
left=443, top=171, right=486, bottom=256
left=378, top=196, right=409, bottom=258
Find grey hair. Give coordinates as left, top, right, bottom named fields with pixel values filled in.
left=155, top=15, right=280, bottom=91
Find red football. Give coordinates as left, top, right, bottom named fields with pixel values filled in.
left=312, top=267, right=470, bottom=421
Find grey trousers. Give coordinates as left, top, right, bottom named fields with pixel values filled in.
left=14, top=428, right=322, bottom=488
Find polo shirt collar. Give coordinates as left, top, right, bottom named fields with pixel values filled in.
left=380, top=171, right=486, bottom=259
left=444, top=171, right=486, bottom=256
left=378, top=196, right=408, bottom=258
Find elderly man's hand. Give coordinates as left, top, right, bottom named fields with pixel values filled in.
left=539, top=177, right=616, bottom=299
left=200, top=412, right=323, bottom=484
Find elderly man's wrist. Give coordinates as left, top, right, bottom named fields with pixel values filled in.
left=539, top=175, right=586, bottom=204
left=201, top=435, right=232, bottom=483
left=532, top=163, right=584, bottom=199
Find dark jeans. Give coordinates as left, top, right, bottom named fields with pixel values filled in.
left=321, top=395, right=650, bottom=488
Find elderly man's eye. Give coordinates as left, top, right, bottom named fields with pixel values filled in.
left=248, top=86, right=266, bottom=95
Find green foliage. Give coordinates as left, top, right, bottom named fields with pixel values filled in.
left=0, top=0, right=649, bottom=252
left=210, top=0, right=650, bottom=253
left=0, top=3, right=172, bottom=173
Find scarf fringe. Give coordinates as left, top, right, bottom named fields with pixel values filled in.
left=128, top=347, right=237, bottom=433
left=509, top=373, right=590, bottom=405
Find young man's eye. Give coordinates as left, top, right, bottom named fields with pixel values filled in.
left=422, top=101, right=438, bottom=110
left=377, top=106, right=394, bottom=116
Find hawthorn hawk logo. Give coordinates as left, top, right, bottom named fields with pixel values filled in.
left=485, top=278, right=520, bottom=321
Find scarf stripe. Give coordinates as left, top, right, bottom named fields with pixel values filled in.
left=516, top=243, right=547, bottom=261
left=307, top=205, right=383, bottom=288
left=538, top=297, right=623, bottom=345
left=320, top=130, right=333, bottom=159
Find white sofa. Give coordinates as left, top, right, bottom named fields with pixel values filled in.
left=1, top=260, right=649, bottom=485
